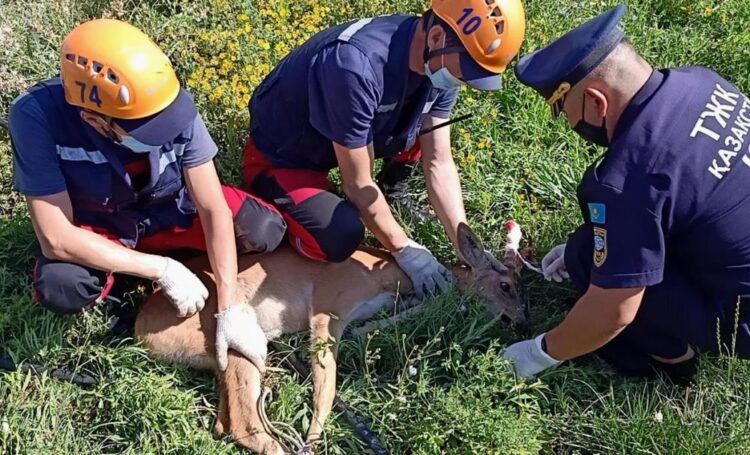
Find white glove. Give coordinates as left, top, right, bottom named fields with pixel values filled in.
left=155, top=258, right=209, bottom=317
left=541, top=243, right=569, bottom=282
left=392, top=239, right=453, bottom=299
left=502, top=334, right=561, bottom=379
left=215, top=304, right=268, bottom=373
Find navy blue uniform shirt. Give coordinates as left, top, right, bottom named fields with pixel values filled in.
left=249, top=15, right=459, bottom=170
left=577, top=67, right=750, bottom=298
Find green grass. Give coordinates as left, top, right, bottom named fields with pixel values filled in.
left=2, top=0, right=750, bottom=453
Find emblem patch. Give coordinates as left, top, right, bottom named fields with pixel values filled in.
left=588, top=203, right=606, bottom=224
left=593, top=227, right=607, bottom=267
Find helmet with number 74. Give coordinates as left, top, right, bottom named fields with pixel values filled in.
left=432, top=0, right=526, bottom=74
left=59, top=19, right=180, bottom=119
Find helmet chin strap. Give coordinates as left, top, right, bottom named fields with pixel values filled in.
left=422, top=14, right=465, bottom=66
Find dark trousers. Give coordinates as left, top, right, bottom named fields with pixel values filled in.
left=564, top=225, right=750, bottom=374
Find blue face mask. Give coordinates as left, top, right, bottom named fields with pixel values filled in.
left=119, top=134, right=158, bottom=153
left=424, top=34, right=465, bottom=91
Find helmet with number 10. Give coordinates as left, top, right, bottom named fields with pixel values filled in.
left=432, top=0, right=526, bottom=73
left=59, top=19, right=181, bottom=119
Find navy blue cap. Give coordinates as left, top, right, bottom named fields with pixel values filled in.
left=115, top=89, right=198, bottom=146
left=515, top=5, right=627, bottom=102
left=460, top=54, right=502, bottom=90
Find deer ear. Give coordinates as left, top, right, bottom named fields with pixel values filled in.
left=457, top=222, right=491, bottom=270
left=503, top=247, right=525, bottom=275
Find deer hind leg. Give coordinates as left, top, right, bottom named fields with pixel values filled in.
left=135, top=294, right=283, bottom=454
left=307, top=312, right=346, bottom=444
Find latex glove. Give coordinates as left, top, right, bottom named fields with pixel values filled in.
left=155, top=258, right=209, bottom=317
left=541, top=243, right=569, bottom=282
left=393, top=239, right=453, bottom=299
left=215, top=304, right=268, bottom=373
left=502, top=334, right=561, bottom=379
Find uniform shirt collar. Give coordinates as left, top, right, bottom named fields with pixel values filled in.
left=611, top=69, right=665, bottom=143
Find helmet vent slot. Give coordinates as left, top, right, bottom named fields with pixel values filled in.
left=107, top=69, right=119, bottom=84
left=92, top=61, right=104, bottom=74
left=65, top=53, right=75, bottom=62
left=77, top=56, right=88, bottom=68
left=490, top=6, right=504, bottom=20
left=495, top=19, right=505, bottom=34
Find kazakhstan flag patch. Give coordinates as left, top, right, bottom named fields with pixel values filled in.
left=588, top=203, right=606, bottom=224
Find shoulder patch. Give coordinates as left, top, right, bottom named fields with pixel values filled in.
left=588, top=203, right=606, bottom=224
left=593, top=227, right=607, bottom=267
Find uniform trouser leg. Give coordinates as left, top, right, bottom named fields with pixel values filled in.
left=564, top=225, right=726, bottom=375
left=136, top=184, right=287, bottom=254
left=33, top=256, right=115, bottom=315
left=242, top=139, right=364, bottom=263
left=247, top=169, right=364, bottom=262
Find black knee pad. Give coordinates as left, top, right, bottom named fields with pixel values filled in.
left=314, top=198, right=365, bottom=262
left=34, top=257, right=108, bottom=315
left=234, top=198, right=288, bottom=254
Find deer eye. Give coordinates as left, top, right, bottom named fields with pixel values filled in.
left=499, top=282, right=511, bottom=293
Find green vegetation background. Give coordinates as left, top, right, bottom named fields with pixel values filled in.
left=1, top=0, right=750, bottom=453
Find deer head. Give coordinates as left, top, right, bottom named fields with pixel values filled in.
left=454, top=222, right=527, bottom=327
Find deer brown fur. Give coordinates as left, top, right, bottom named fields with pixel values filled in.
left=135, top=223, right=525, bottom=454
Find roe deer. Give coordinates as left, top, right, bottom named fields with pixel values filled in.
left=134, top=222, right=527, bottom=454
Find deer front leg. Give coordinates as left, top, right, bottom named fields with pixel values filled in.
left=136, top=295, right=284, bottom=455
left=307, top=313, right=345, bottom=445
left=217, top=351, right=286, bottom=455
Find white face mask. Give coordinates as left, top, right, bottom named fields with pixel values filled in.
left=424, top=34, right=465, bottom=91
left=119, top=134, right=158, bottom=153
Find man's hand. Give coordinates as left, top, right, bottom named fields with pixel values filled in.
left=155, top=257, right=209, bottom=317
left=542, top=243, right=569, bottom=282
left=393, top=239, right=453, bottom=299
left=502, top=334, right=561, bottom=379
left=215, top=304, right=268, bottom=373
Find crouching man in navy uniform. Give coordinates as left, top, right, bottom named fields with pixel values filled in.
left=504, top=5, right=750, bottom=380
left=242, top=1, right=526, bottom=297
left=9, top=20, right=286, bottom=371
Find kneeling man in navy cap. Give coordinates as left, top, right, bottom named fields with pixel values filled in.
left=504, top=5, right=750, bottom=380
